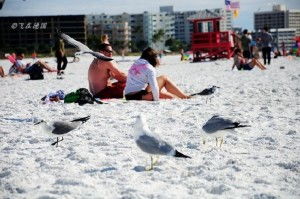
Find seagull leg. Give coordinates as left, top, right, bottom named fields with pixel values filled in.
left=51, top=137, right=64, bottom=147
left=216, top=137, right=218, bottom=147
left=57, top=137, right=64, bottom=147
left=203, top=139, right=206, bottom=145
left=51, top=137, right=59, bottom=147
left=145, top=156, right=154, bottom=171
left=220, top=137, right=224, bottom=147
left=152, top=156, right=159, bottom=166
left=150, top=156, right=154, bottom=170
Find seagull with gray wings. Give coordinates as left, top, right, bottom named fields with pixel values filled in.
left=35, top=116, right=90, bottom=147
left=58, top=31, right=113, bottom=61
left=202, top=115, right=250, bottom=147
left=134, top=114, right=191, bottom=170
left=190, top=86, right=220, bottom=96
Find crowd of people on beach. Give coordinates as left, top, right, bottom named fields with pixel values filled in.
left=88, top=36, right=190, bottom=101
left=0, top=27, right=297, bottom=102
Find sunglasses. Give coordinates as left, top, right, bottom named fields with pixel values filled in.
left=104, top=49, right=113, bottom=53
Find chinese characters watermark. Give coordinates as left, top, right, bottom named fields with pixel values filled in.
left=11, top=22, right=47, bottom=30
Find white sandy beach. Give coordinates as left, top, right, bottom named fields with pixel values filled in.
left=0, top=55, right=299, bottom=198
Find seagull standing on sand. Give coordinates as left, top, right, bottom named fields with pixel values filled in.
left=190, top=86, right=220, bottom=96
left=34, top=116, right=90, bottom=147
left=134, top=114, right=191, bottom=170
left=58, top=32, right=113, bottom=61
left=190, top=86, right=220, bottom=103
left=202, top=115, right=250, bottom=147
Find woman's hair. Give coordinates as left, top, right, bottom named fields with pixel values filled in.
left=263, top=26, right=269, bottom=32
left=140, top=47, right=159, bottom=67
left=98, top=43, right=111, bottom=51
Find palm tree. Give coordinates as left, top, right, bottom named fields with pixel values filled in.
left=152, top=29, right=165, bottom=50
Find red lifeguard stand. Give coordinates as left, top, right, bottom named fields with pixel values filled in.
left=294, top=36, right=300, bottom=56
left=190, top=17, right=235, bottom=62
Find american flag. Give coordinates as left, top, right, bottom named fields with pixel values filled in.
left=230, top=1, right=240, bottom=9
left=225, top=0, right=231, bottom=10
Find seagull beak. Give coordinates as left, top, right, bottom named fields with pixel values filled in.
left=34, top=120, right=44, bottom=125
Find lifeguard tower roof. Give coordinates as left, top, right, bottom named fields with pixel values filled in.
left=188, top=9, right=221, bottom=21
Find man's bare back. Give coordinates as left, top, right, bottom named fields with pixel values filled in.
left=88, top=59, right=126, bottom=96
left=88, top=43, right=127, bottom=98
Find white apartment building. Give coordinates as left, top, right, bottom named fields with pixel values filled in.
left=143, top=11, right=175, bottom=50
left=87, top=7, right=233, bottom=51
left=87, top=13, right=131, bottom=51
left=129, top=14, right=144, bottom=44
left=287, top=10, right=300, bottom=36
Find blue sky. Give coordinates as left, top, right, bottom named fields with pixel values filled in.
left=1, top=0, right=300, bottom=30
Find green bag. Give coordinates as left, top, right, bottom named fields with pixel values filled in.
left=64, top=92, right=80, bottom=103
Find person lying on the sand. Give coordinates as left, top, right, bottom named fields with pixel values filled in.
left=232, top=48, right=266, bottom=71
left=0, top=66, right=5, bottom=77
left=124, top=47, right=190, bottom=101
left=8, top=51, right=56, bottom=75
left=88, top=43, right=127, bottom=99
left=0, top=66, right=25, bottom=78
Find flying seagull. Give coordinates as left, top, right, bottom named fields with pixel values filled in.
left=134, top=114, right=191, bottom=170
left=58, top=31, right=113, bottom=61
left=34, top=116, right=90, bottom=147
left=202, top=115, right=250, bottom=147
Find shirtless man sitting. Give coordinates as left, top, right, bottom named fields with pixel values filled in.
left=88, top=43, right=127, bottom=99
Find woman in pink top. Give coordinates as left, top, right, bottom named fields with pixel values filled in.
left=124, top=47, right=190, bottom=101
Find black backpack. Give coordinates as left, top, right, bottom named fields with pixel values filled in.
left=29, top=64, right=44, bottom=80
left=75, top=88, right=94, bottom=106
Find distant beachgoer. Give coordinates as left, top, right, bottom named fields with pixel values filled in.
left=260, top=27, right=273, bottom=65
left=0, top=66, right=5, bottom=77
left=8, top=50, right=55, bottom=75
left=180, top=49, right=184, bottom=61
left=241, top=29, right=252, bottom=59
left=250, top=37, right=257, bottom=58
left=101, top=34, right=110, bottom=44
left=252, top=44, right=260, bottom=59
left=121, top=49, right=125, bottom=60
left=232, top=48, right=266, bottom=71
left=193, top=51, right=201, bottom=62
left=88, top=43, right=127, bottom=99
left=124, top=47, right=190, bottom=101
left=54, top=38, right=68, bottom=75
left=281, top=42, right=286, bottom=56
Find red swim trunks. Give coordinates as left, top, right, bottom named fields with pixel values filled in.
left=94, top=82, right=126, bottom=99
